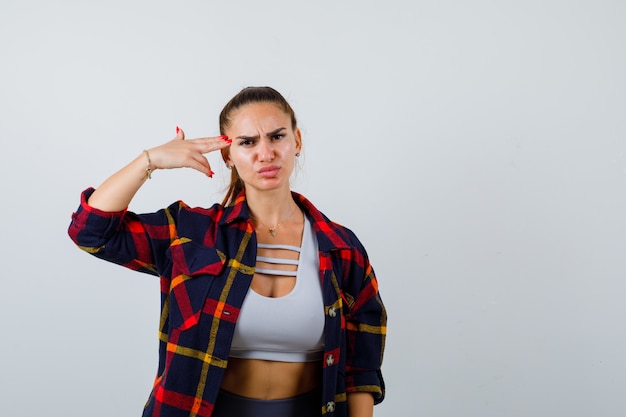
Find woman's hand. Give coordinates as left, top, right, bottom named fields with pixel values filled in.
left=86, top=127, right=232, bottom=212
left=147, top=127, right=232, bottom=177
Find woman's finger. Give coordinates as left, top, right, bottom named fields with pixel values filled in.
left=174, top=126, right=185, bottom=141
left=179, top=135, right=231, bottom=156
left=190, top=135, right=232, bottom=153
left=189, top=152, right=214, bottom=178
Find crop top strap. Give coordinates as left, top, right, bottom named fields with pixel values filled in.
left=257, top=243, right=301, bottom=253
left=254, top=268, right=298, bottom=277
left=256, top=256, right=299, bottom=266
left=255, top=243, right=301, bottom=276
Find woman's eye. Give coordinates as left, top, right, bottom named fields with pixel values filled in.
left=272, top=134, right=284, bottom=140
left=238, top=139, right=253, bottom=146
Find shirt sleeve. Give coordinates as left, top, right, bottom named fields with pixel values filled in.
left=67, top=187, right=182, bottom=276
left=342, top=230, right=387, bottom=404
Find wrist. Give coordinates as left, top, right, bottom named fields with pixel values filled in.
left=143, top=149, right=153, bottom=179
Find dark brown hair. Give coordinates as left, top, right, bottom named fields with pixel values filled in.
left=219, top=86, right=298, bottom=206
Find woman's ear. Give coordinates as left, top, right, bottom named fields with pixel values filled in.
left=294, top=128, right=303, bottom=155
left=221, top=147, right=231, bottom=167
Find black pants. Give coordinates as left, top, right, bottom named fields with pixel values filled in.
left=212, top=388, right=321, bottom=417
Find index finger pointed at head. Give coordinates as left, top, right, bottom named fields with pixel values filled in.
left=206, top=135, right=232, bottom=148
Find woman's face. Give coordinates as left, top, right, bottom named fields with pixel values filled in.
left=224, top=102, right=302, bottom=194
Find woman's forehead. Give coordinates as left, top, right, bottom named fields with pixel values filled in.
left=227, top=102, right=291, bottom=131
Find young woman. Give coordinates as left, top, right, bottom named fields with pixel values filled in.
left=68, top=87, right=386, bottom=417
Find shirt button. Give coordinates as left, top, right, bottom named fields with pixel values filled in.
left=326, top=401, right=335, bottom=412
left=328, top=307, right=336, bottom=317
left=326, top=354, right=334, bottom=366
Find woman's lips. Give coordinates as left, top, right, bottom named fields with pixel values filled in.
left=258, top=165, right=280, bottom=178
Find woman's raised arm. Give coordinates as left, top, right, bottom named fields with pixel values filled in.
left=87, top=128, right=231, bottom=212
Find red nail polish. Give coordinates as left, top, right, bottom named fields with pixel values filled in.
left=220, top=135, right=228, bottom=140
left=176, top=126, right=180, bottom=134
left=209, top=170, right=215, bottom=178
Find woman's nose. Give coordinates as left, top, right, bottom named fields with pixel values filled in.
left=257, top=140, right=274, bottom=162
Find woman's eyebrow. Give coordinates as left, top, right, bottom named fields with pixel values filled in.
left=235, top=133, right=259, bottom=140
left=265, top=127, right=286, bottom=137
left=236, top=127, right=286, bottom=141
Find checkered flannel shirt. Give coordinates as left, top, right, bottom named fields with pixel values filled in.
left=68, top=188, right=386, bottom=417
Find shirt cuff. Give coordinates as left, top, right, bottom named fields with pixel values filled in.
left=346, top=369, right=385, bottom=404
left=68, top=188, right=128, bottom=248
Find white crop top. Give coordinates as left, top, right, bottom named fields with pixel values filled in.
left=229, top=216, right=325, bottom=362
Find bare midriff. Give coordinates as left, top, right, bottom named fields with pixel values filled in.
left=220, top=358, right=322, bottom=400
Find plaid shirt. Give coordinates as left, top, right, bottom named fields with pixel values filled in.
left=68, top=188, right=386, bottom=417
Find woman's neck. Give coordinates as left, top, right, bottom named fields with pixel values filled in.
left=245, top=187, right=297, bottom=227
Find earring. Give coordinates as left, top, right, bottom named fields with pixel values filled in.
left=295, top=152, right=300, bottom=157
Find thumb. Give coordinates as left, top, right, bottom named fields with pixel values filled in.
left=174, top=125, right=185, bottom=140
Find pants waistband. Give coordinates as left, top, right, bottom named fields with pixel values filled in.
left=212, top=388, right=321, bottom=417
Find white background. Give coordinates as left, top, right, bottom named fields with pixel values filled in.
left=1, top=1, right=625, bottom=416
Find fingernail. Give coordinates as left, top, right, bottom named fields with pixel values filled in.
left=220, top=135, right=230, bottom=141
left=208, top=170, right=215, bottom=178
left=176, top=126, right=180, bottom=134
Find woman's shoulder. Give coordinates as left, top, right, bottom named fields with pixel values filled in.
left=294, top=192, right=366, bottom=251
